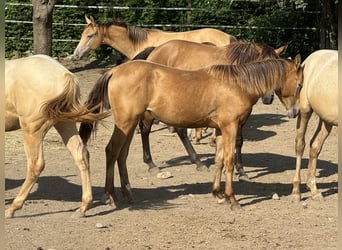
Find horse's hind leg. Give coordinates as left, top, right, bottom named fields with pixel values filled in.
left=54, top=122, right=92, bottom=217
left=5, top=123, right=50, bottom=218
left=117, top=128, right=136, bottom=203
left=104, top=123, right=135, bottom=206
left=306, top=120, right=332, bottom=200
left=234, top=126, right=250, bottom=182
left=175, top=128, right=207, bottom=171
left=139, top=113, right=160, bottom=173
left=292, top=110, right=312, bottom=201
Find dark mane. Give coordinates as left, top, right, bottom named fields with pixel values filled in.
left=224, top=42, right=279, bottom=64
left=207, top=59, right=288, bottom=96
left=100, top=19, right=151, bottom=46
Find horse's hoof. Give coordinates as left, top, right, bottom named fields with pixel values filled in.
left=312, top=192, right=324, bottom=201
left=217, top=197, right=226, bottom=204
left=71, top=209, right=86, bottom=219
left=148, top=166, right=161, bottom=174
left=101, top=194, right=117, bottom=207
left=196, top=165, right=208, bottom=172
left=238, top=174, right=250, bottom=182
left=237, top=168, right=250, bottom=182
left=230, top=203, right=242, bottom=211
left=5, top=209, right=14, bottom=219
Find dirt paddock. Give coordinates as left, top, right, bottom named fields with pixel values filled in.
left=5, top=58, right=338, bottom=250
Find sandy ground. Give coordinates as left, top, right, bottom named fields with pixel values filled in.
left=5, top=58, right=338, bottom=250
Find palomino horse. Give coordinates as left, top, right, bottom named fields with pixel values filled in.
left=73, top=16, right=237, bottom=60
left=5, top=55, right=109, bottom=218
left=132, top=40, right=287, bottom=180
left=292, top=50, right=338, bottom=201
left=79, top=56, right=303, bottom=209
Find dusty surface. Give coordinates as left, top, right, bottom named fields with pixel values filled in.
left=5, top=58, right=338, bottom=250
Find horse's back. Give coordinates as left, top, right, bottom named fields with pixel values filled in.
left=302, top=50, right=338, bottom=125
left=5, top=55, right=76, bottom=130
left=147, top=40, right=225, bottom=68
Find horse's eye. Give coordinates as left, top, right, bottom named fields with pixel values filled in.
left=87, top=34, right=93, bottom=40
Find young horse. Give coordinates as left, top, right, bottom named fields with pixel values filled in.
left=73, top=16, right=237, bottom=60
left=132, top=40, right=287, bottom=180
left=291, top=50, right=338, bottom=201
left=80, top=56, right=302, bottom=209
left=5, top=55, right=109, bottom=218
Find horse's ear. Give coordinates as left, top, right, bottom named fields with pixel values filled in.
left=85, top=15, right=96, bottom=26
left=294, top=54, right=301, bottom=66
left=275, top=44, right=288, bottom=55
left=85, top=15, right=92, bottom=25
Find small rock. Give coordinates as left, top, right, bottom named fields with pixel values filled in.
left=272, top=193, right=280, bottom=200
left=302, top=202, right=308, bottom=209
left=95, top=223, right=107, bottom=229
left=228, top=218, right=235, bottom=224
left=156, top=171, right=173, bottom=179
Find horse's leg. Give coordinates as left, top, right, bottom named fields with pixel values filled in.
left=209, top=128, right=216, bottom=147
left=54, top=122, right=92, bottom=217
left=5, top=122, right=50, bottom=218
left=221, top=123, right=241, bottom=210
left=104, top=126, right=127, bottom=206
left=234, top=126, right=250, bottom=182
left=193, top=128, right=202, bottom=144
left=139, top=113, right=160, bottom=173
left=174, top=128, right=207, bottom=171
left=212, top=129, right=225, bottom=203
left=117, top=127, right=136, bottom=203
left=292, top=111, right=312, bottom=201
left=306, top=120, right=332, bottom=200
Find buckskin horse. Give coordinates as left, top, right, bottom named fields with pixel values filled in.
left=132, top=40, right=287, bottom=180
left=73, top=16, right=237, bottom=60
left=5, top=55, right=109, bottom=218
left=291, top=49, right=337, bottom=201
left=79, top=55, right=302, bottom=210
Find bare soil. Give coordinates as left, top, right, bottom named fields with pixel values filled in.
left=5, top=58, right=338, bottom=250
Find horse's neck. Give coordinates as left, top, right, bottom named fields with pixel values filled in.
left=102, top=25, right=137, bottom=59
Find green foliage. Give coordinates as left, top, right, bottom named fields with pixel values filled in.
left=5, top=0, right=321, bottom=60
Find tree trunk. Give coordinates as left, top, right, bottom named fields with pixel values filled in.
left=32, top=0, right=55, bottom=55
left=319, top=0, right=338, bottom=49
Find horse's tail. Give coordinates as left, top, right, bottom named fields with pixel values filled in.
left=41, top=72, right=110, bottom=124
left=79, top=71, right=113, bottom=144
left=132, top=46, right=156, bottom=60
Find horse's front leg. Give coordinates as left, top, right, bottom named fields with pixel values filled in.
left=293, top=110, right=312, bottom=201
left=306, top=120, right=332, bottom=200
left=175, top=128, right=207, bottom=171
left=54, top=122, right=93, bottom=217
left=212, top=130, right=225, bottom=203
left=234, top=126, right=250, bottom=181
left=139, top=113, right=160, bottom=173
left=221, top=124, right=241, bottom=210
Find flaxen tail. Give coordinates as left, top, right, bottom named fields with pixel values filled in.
left=79, top=71, right=113, bottom=144
left=41, top=72, right=110, bottom=124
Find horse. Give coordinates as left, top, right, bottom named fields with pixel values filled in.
left=5, top=55, right=110, bottom=218
left=73, top=16, right=237, bottom=60
left=132, top=40, right=287, bottom=180
left=79, top=56, right=303, bottom=210
left=291, top=50, right=338, bottom=201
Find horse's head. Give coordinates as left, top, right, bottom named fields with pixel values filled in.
left=73, top=16, right=103, bottom=60
left=275, top=54, right=303, bottom=118
left=258, top=43, right=288, bottom=105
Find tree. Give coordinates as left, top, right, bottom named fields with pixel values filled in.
left=32, top=0, right=55, bottom=55
left=319, top=0, right=338, bottom=49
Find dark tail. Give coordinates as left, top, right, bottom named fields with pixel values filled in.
left=132, top=46, right=156, bottom=60
left=79, top=71, right=113, bottom=144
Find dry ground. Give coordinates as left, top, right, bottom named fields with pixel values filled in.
left=5, top=58, right=338, bottom=250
